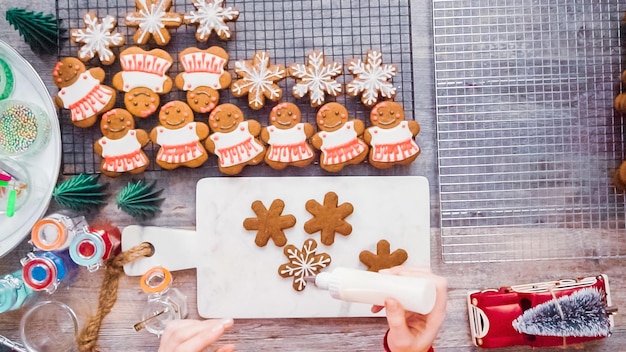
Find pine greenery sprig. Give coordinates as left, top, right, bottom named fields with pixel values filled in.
left=52, top=174, right=108, bottom=212
left=5, top=8, right=65, bottom=55
left=116, top=180, right=164, bottom=219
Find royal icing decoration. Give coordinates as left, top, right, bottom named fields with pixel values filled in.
left=184, top=0, right=239, bottom=41
left=231, top=52, right=286, bottom=110
left=125, top=0, right=182, bottom=45
left=71, top=13, right=124, bottom=64
left=209, top=121, right=264, bottom=167
left=266, top=124, right=314, bottom=163
left=119, top=51, right=172, bottom=92
left=98, top=131, right=149, bottom=172
left=179, top=51, right=227, bottom=90
left=59, top=72, right=114, bottom=123
left=346, top=51, right=397, bottom=107
left=318, top=121, right=368, bottom=166
left=278, top=239, right=331, bottom=292
left=289, top=51, right=342, bottom=107
left=368, top=121, right=420, bottom=163
left=155, top=122, right=205, bottom=163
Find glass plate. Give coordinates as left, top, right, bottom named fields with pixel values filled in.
left=0, top=39, right=61, bottom=257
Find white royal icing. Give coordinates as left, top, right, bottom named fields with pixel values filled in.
left=72, top=14, right=124, bottom=63
left=185, top=0, right=239, bottom=40
left=210, top=121, right=263, bottom=167
left=266, top=123, right=314, bottom=163
left=181, top=72, right=222, bottom=91
left=231, top=52, right=285, bottom=109
left=346, top=51, right=397, bottom=106
left=126, top=0, right=182, bottom=44
left=368, top=121, right=420, bottom=162
left=99, top=131, right=148, bottom=172
left=59, top=73, right=114, bottom=122
left=121, top=71, right=169, bottom=92
left=290, top=51, right=342, bottom=106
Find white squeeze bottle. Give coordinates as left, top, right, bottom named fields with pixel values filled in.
left=310, top=267, right=437, bottom=314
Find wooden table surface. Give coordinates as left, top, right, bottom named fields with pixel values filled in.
left=0, top=1, right=624, bottom=351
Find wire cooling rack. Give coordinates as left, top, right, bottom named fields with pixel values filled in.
left=434, top=0, right=626, bottom=262
left=55, top=0, right=415, bottom=176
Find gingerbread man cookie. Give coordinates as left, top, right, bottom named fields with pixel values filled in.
left=113, top=47, right=174, bottom=118
left=346, top=50, right=397, bottom=107
left=184, top=0, right=240, bottom=41
left=125, top=0, right=182, bottom=46
left=310, top=102, right=368, bottom=172
left=70, top=12, right=125, bottom=66
left=94, top=109, right=150, bottom=178
left=260, top=102, right=315, bottom=170
left=149, top=101, right=210, bottom=170
left=206, top=103, right=266, bottom=175
left=175, top=46, right=231, bottom=113
left=53, top=57, right=116, bottom=128
left=364, top=101, right=420, bottom=169
left=231, top=51, right=286, bottom=110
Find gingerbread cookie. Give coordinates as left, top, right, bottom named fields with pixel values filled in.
left=149, top=101, right=210, bottom=169
left=53, top=57, right=116, bottom=128
left=614, top=161, right=626, bottom=191
left=346, top=50, right=397, bottom=107
left=260, top=102, right=315, bottom=170
left=289, top=51, right=342, bottom=107
left=364, top=101, right=420, bottom=169
left=278, top=238, right=331, bottom=292
left=125, top=0, right=182, bottom=46
left=231, top=51, right=286, bottom=110
left=205, top=103, right=266, bottom=175
left=243, top=199, right=296, bottom=247
left=359, top=240, right=408, bottom=272
left=94, top=109, right=150, bottom=177
left=175, top=46, right=231, bottom=113
left=310, top=102, right=368, bottom=172
left=304, top=191, right=353, bottom=246
left=113, top=47, right=174, bottom=118
left=70, top=12, right=125, bottom=65
left=184, top=0, right=239, bottom=41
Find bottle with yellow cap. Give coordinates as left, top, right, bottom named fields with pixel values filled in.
left=30, top=213, right=89, bottom=252
left=139, top=266, right=188, bottom=336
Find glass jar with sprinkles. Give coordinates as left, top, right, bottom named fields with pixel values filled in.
left=0, top=100, right=50, bottom=157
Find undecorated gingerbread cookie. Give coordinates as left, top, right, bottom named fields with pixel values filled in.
left=149, top=101, right=210, bottom=170
left=278, top=238, right=331, bottom=292
left=175, top=46, right=231, bottom=113
left=359, top=239, right=408, bottom=272
left=304, top=191, right=353, bottom=246
left=205, top=103, right=266, bottom=175
left=243, top=199, right=296, bottom=247
left=94, top=109, right=150, bottom=178
left=70, top=12, right=125, bottom=66
left=310, top=102, right=368, bottom=172
left=53, top=57, right=116, bottom=128
left=260, top=102, right=315, bottom=170
left=364, top=101, right=420, bottom=169
left=346, top=50, right=397, bottom=107
left=184, top=0, right=240, bottom=41
left=125, top=0, right=182, bottom=46
left=231, top=51, right=286, bottom=110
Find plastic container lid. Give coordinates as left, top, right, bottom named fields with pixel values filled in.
left=0, top=58, right=14, bottom=100
left=69, top=231, right=105, bottom=268
left=31, top=218, right=68, bottom=251
left=140, top=266, right=172, bottom=294
left=0, top=100, right=51, bottom=157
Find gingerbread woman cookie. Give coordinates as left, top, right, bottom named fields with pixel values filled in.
left=94, top=109, right=150, bottom=177
left=310, top=102, right=368, bottom=172
left=364, top=101, right=420, bottom=169
left=175, top=46, right=231, bottom=113
left=346, top=50, right=397, bottom=107
left=53, top=57, right=116, bottom=128
left=150, top=101, right=210, bottom=170
left=205, top=103, right=266, bottom=175
left=260, top=102, right=315, bottom=170
left=113, top=47, right=174, bottom=118
left=70, top=12, right=125, bottom=66
left=125, top=0, right=182, bottom=46
left=231, top=51, right=286, bottom=110
left=184, top=0, right=240, bottom=41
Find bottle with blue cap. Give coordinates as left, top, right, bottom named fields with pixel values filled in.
left=20, top=250, right=77, bottom=294
left=0, top=269, right=34, bottom=313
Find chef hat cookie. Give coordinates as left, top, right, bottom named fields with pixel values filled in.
left=174, top=46, right=231, bottom=113
left=112, top=47, right=174, bottom=118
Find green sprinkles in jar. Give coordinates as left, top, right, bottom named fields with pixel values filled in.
left=0, top=103, right=39, bottom=153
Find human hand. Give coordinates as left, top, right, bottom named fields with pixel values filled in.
left=158, top=318, right=235, bottom=352
left=371, top=266, right=447, bottom=352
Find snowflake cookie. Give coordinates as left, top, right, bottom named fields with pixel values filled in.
left=231, top=51, right=286, bottom=110
left=304, top=191, right=354, bottom=245
left=184, top=0, right=240, bottom=41
left=125, top=0, right=182, bottom=46
left=278, top=238, right=331, bottom=292
left=243, top=199, right=296, bottom=247
left=288, top=51, right=342, bottom=107
left=70, top=13, right=125, bottom=65
left=346, top=50, right=397, bottom=107
left=359, top=239, right=408, bottom=272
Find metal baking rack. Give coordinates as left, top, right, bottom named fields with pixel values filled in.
left=55, top=0, right=416, bottom=176
left=433, top=0, right=626, bottom=262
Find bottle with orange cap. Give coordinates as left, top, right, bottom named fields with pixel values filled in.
left=138, top=266, right=188, bottom=336
left=68, top=224, right=121, bottom=271
left=30, top=213, right=89, bottom=252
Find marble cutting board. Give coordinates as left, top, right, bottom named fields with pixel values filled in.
left=123, top=176, right=430, bottom=319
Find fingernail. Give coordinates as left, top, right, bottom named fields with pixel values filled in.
left=220, top=318, right=234, bottom=327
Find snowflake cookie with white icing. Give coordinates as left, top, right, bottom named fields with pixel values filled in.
left=346, top=50, right=397, bottom=108
left=184, top=0, right=240, bottom=41
left=278, top=238, right=331, bottom=292
left=231, top=51, right=286, bottom=110
left=125, top=0, right=182, bottom=46
left=288, top=51, right=342, bottom=107
left=70, top=13, right=125, bottom=65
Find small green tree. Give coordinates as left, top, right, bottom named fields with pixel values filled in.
left=5, top=8, right=64, bottom=55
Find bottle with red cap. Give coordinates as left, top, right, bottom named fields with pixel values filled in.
left=30, top=213, right=89, bottom=252
left=69, top=224, right=121, bottom=272
left=20, top=250, right=77, bottom=294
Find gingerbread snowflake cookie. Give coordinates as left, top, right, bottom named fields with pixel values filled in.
left=243, top=199, right=296, bottom=247
left=346, top=50, right=397, bottom=107
left=289, top=51, right=342, bottom=107
left=304, top=191, right=354, bottom=246
left=359, top=240, right=408, bottom=272
left=70, top=13, right=124, bottom=65
left=231, top=51, right=286, bottom=110
left=278, top=238, right=331, bottom=292
left=125, top=0, right=182, bottom=46
left=184, top=0, right=239, bottom=41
